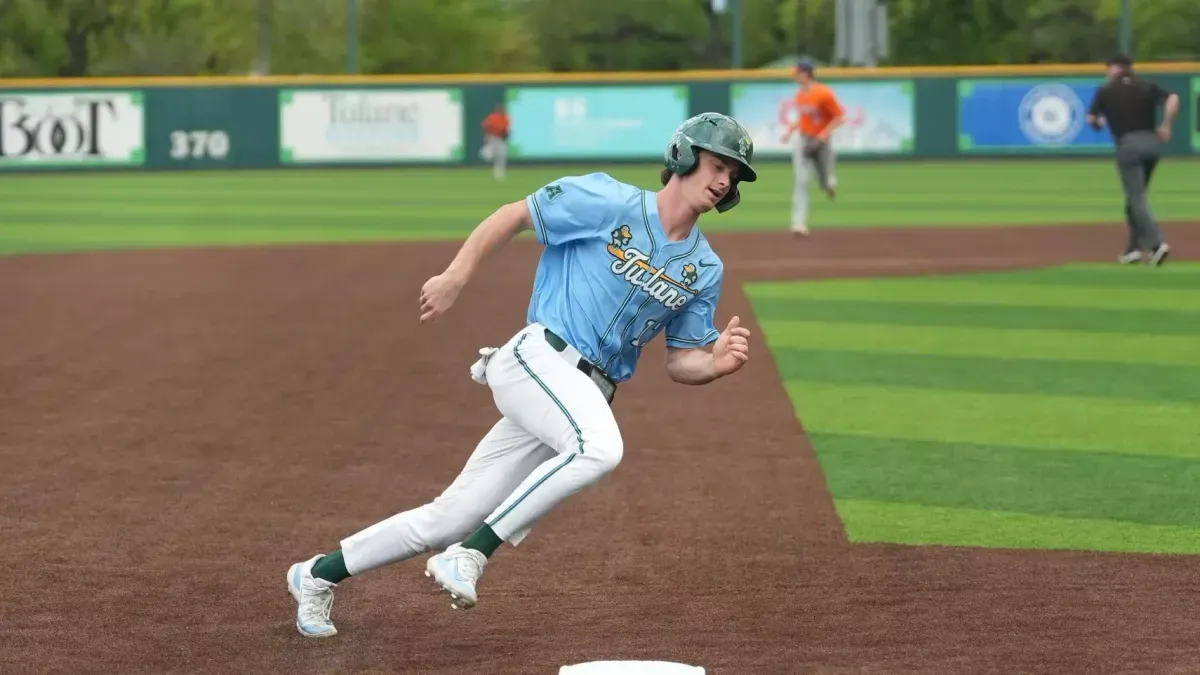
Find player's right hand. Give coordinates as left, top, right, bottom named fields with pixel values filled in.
left=419, top=272, right=465, bottom=323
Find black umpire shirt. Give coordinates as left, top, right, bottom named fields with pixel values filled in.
left=1088, top=75, right=1173, bottom=142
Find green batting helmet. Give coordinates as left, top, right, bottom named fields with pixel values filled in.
left=663, top=112, right=758, bottom=213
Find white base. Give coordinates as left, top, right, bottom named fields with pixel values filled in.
left=560, top=661, right=704, bottom=675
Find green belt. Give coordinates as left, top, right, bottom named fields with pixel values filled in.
left=543, top=328, right=617, bottom=405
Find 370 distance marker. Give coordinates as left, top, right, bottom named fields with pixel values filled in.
left=169, top=129, right=230, bottom=160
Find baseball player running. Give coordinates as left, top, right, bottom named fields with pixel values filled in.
left=781, top=59, right=844, bottom=236
left=285, top=112, right=758, bottom=637
left=480, top=103, right=511, bottom=181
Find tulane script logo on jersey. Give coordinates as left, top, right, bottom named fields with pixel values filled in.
left=523, top=172, right=724, bottom=384
left=606, top=225, right=698, bottom=311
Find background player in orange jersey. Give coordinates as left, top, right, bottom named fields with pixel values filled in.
left=480, top=103, right=511, bottom=181
left=780, top=58, right=844, bottom=235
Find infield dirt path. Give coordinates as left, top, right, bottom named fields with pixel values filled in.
left=3, top=222, right=1199, bottom=675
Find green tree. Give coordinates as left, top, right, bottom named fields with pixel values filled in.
left=358, top=0, right=539, bottom=74
left=777, top=0, right=835, bottom=64
left=1, top=0, right=1198, bottom=77
left=517, top=0, right=728, bottom=71
left=888, top=0, right=1030, bottom=65
left=1097, top=0, right=1200, bottom=61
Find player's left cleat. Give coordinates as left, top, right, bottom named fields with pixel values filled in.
left=424, top=543, right=488, bottom=610
left=286, top=554, right=338, bottom=637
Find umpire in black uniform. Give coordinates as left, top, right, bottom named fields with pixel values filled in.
left=1086, top=53, right=1179, bottom=266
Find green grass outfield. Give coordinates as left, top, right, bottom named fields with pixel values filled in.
left=1, top=158, right=1199, bottom=256
left=746, top=263, right=1200, bottom=555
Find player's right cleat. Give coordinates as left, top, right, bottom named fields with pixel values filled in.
left=425, top=543, right=488, bottom=610
left=1118, top=250, right=1143, bottom=264
left=790, top=222, right=810, bottom=236
left=287, top=554, right=338, bottom=637
left=1148, top=243, right=1170, bottom=267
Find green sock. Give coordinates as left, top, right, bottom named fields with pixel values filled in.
left=310, top=549, right=351, bottom=584
left=462, top=524, right=503, bottom=558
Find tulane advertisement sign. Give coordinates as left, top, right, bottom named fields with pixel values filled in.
left=278, top=88, right=464, bottom=163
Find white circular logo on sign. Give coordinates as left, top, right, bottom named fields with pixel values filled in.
left=1018, top=83, right=1085, bottom=146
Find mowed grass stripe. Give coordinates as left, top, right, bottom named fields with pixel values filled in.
left=810, top=433, right=1200, bottom=528
left=3, top=160, right=1200, bottom=256
left=746, top=278, right=1200, bottom=313
left=834, top=500, right=1200, bottom=554
left=759, top=320, right=1200, bottom=367
left=783, top=381, right=1200, bottom=458
left=774, top=348, right=1200, bottom=403
left=958, top=263, right=1200, bottom=290
left=747, top=297, right=1200, bottom=336
left=0, top=224, right=468, bottom=250
left=1, top=202, right=495, bottom=221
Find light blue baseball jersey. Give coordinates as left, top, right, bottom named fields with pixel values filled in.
left=524, top=172, right=724, bottom=384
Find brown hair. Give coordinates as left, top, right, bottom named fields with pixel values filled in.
left=660, top=167, right=672, bottom=186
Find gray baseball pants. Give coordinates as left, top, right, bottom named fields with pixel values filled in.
left=1115, top=131, right=1165, bottom=253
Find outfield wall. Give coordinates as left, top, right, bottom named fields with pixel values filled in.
left=1, top=64, right=1198, bottom=172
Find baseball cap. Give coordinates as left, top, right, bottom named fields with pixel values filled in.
left=794, top=57, right=815, bottom=75
left=1107, top=53, right=1133, bottom=68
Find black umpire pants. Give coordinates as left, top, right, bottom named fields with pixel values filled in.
left=1114, top=131, right=1165, bottom=252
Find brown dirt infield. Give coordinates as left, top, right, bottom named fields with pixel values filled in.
left=3, top=222, right=1199, bottom=675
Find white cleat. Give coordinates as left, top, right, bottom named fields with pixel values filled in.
left=1118, top=250, right=1143, bottom=264
left=424, top=543, right=487, bottom=610
left=286, top=554, right=338, bottom=637
left=1148, top=243, right=1170, bottom=267
left=790, top=222, right=810, bottom=236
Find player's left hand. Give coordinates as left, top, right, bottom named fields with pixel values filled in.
left=712, top=315, right=751, bottom=376
left=419, top=272, right=465, bottom=323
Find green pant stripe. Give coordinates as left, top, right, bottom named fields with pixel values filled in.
left=487, top=454, right=577, bottom=528
left=487, top=333, right=585, bottom=528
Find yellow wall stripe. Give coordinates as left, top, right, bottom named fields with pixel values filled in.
left=3, top=61, right=1199, bottom=88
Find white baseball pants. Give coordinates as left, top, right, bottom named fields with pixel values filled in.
left=340, top=323, right=623, bottom=576
left=480, top=135, right=508, bottom=180
left=791, top=133, right=837, bottom=229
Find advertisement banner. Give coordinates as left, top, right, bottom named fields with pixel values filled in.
left=0, top=91, right=145, bottom=167
left=505, top=85, right=688, bottom=159
left=1192, top=77, right=1200, bottom=152
left=730, top=81, right=915, bottom=156
left=279, top=89, right=463, bottom=163
left=958, top=79, right=1111, bottom=152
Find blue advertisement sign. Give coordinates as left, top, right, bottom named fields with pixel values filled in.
left=958, top=78, right=1112, bottom=152
left=730, top=80, right=915, bottom=157
left=505, top=85, right=688, bottom=159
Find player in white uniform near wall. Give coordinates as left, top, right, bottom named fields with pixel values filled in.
left=285, top=112, right=758, bottom=638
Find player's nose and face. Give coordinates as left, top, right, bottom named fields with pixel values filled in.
left=691, top=150, right=737, bottom=210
